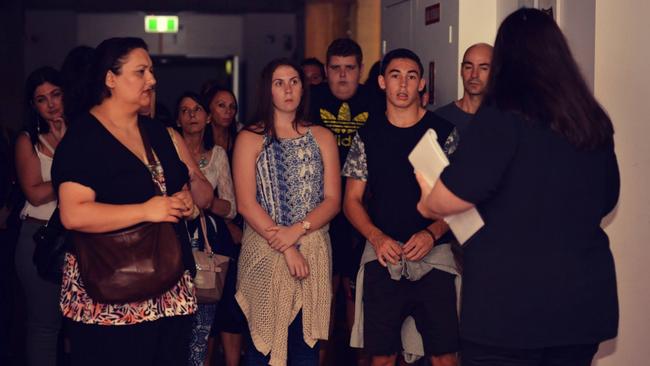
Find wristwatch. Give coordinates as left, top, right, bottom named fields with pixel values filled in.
left=300, top=220, right=311, bottom=233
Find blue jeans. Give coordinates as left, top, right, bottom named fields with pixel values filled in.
left=15, top=220, right=62, bottom=366
left=244, top=312, right=319, bottom=366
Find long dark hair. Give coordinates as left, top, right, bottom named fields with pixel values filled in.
left=202, top=85, right=239, bottom=152
left=88, top=37, right=149, bottom=107
left=174, top=91, right=214, bottom=151
left=24, top=66, right=64, bottom=147
left=249, top=58, right=310, bottom=137
left=484, top=8, right=613, bottom=150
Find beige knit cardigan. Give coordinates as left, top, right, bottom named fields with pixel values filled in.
left=235, top=225, right=332, bottom=366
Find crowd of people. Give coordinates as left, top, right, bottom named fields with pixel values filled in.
left=0, top=7, right=619, bottom=366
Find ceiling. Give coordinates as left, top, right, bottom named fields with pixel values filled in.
left=24, top=0, right=305, bottom=13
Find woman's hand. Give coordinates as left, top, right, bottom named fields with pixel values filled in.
left=415, top=171, right=435, bottom=219
left=50, top=116, right=67, bottom=141
left=172, top=187, right=196, bottom=218
left=283, top=247, right=310, bottom=279
left=266, top=224, right=304, bottom=252
left=415, top=171, right=473, bottom=218
left=142, top=196, right=186, bottom=223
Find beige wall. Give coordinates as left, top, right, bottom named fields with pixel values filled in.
left=457, top=0, right=498, bottom=99
left=593, top=0, right=650, bottom=364
left=305, top=0, right=380, bottom=82
left=304, top=1, right=350, bottom=63
left=561, top=1, right=595, bottom=90
left=352, top=0, right=381, bottom=81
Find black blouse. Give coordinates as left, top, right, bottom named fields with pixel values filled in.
left=52, top=113, right=195, bottom=273
left=53, top=113, right=188, bottom=202
left=441, top=105, right=620, bottom=348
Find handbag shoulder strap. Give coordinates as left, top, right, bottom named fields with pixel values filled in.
left=166, top=127, right=182, bottom=160
left=138, top=120, right=164, bottom=196
left=198, top=211, right=214, bottom=254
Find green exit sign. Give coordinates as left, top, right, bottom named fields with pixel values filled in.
left=144, top=15, right=179, bottom=33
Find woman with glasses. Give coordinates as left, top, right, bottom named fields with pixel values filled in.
left=175, top=91, right=237, bottom=365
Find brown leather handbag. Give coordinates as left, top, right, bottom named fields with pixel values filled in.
left=71, top=122, right=184, bottom=304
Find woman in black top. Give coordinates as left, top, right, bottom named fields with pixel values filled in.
left=416, top=9, right=619, bottom=366
left=52, top=37, right=213, bottom=366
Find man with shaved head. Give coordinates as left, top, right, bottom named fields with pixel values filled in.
left=435, top=43, right=492, bottom=133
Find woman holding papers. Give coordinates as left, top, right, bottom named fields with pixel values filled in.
left=415, top=8, right=619, bottom=366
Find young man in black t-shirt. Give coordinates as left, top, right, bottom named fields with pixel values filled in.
left=309, top=39, right=376, bottom=344
left=343, top=49, right=459, bottom=366
left=310, top=38, right=374, bottom=154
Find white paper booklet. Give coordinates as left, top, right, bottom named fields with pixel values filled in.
left=408, top=129, right=484, bottom=245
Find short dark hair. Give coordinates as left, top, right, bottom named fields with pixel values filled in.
left=175, top=91, right=213, bottom=151
left=380, top=48, right=424, bottom=77
left=301, top=57, right=325, bottom=76
left=485, top=8, right=613, bottom=150
left=250, top=58, right=310, bottom=137
left=88, top=37, right=149, bottom=107
left=326, top=38, right=363, bottom=66
left=24, top=66, right=64, bottom=146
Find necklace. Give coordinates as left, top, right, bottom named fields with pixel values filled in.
left=198, top=154, right=208, bottom=169
left=189, top=143, right=208, bottom=169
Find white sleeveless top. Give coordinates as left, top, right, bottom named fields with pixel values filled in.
left=20, top=134, right=57, bottom=220
left=200, top=145, right=237, bottom=219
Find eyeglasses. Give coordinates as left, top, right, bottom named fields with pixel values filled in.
left=180, top=105, right=205, bottom=116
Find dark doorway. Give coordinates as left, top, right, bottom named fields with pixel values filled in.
left=152, top=55, right=241, bottom=125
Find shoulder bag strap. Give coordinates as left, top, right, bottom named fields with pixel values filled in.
left=138, top=120, right=164, bottom=196
left=166, top=127, right=182, bottom=161
left=198, top=211, right=214, bottom=254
